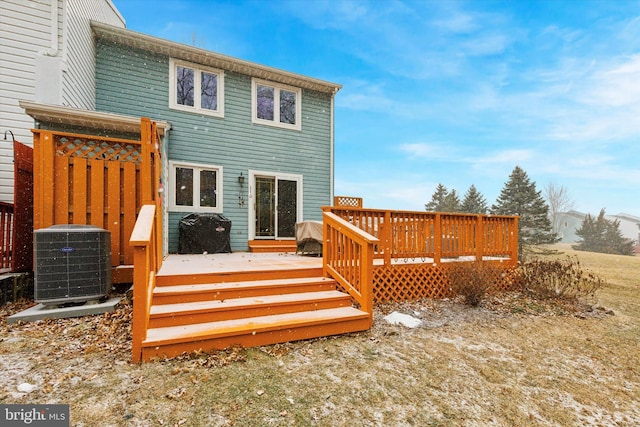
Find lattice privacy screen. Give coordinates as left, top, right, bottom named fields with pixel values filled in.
left=56, top=136, right=142, bottom=162
left=371, top=262, right=517, bottom=304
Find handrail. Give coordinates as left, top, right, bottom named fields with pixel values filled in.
left=130, top=204, right=158, bottom=363
left=322, top=211, right=378, bottom=315
left=327, top=206, right=518, bottom=267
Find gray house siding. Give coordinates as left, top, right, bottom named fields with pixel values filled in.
left=95, top=41, right=333, bottom=252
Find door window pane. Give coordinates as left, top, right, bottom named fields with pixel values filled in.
left=277, top=179, right=297, bottom=238
left=199, top=170, right=217, bottom=207
left=176, top=66, right=194, bottom=107
left=257, top=85, right=274, bottom=120
left=175, top=167, right=193, bottom=206
left=256, top=177, right=275, bottom=237
left=201, top=72, right=218, bottom=110
left=280, top=90, right=296, bottom=124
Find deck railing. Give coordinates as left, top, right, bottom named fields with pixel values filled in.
left=322, top=211, right=378, bottom=315
left=130, top=204, right=161, bottom=363
left=323, top=206, right=519, bottom=304
left=326, top=207, right=519, bottom=266
left=0, top=202, right=14, bottom=271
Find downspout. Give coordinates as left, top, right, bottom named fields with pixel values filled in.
left=330, top=87, right=337, bottom=204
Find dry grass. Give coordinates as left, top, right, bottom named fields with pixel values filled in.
left=1, top=244, right=638, bottom=426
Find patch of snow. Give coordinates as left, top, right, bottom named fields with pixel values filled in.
left=17, top=383, right=36, bottom=393
left=383, top=312, right=422, bottom=328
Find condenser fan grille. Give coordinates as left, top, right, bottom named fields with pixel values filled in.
left=34, top=225, right=111, bottom=305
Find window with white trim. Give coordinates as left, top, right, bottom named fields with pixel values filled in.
left=252, top=78, right=301, bottom=130
left=169, top=59, right=224, bottom=117
left=169, top=161, right=223, bottom=212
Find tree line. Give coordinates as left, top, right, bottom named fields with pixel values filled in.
left=425, top=166, right=634, bottom=257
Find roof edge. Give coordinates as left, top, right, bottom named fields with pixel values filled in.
left=91, top=21, right=342, bottom=94
left=19, top=101, right=170, bottom=136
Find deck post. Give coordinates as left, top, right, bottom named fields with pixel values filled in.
left=33, top=130, right=55, bottom=230
left=130, top=204, right=157, bottom=363
left=433, top=213, right=442, bottom=265
left=510, top=216, right=519, bottom=266
left=476, top=215, right=484, bottom=263
left=139, top=118, right=153, bottom=204
left=321, top=207, right=330, bottom=279
left=383, top=210, right=392, bottom=266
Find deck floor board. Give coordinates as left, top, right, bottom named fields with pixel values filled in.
left=157, top=252, right=322, bottom=276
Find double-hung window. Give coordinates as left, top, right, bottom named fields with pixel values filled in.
left=169, top=59, right=224, bottom=117
left=252, top=78, right=301, bottom=130
left=169, top=161, right=223, bottom=212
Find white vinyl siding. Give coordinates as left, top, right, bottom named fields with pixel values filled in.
left=0, top=0, right=124, bottom=204
left=62, top=0, right=125, bottom=110
left=0, top=0, right=52, bottom=203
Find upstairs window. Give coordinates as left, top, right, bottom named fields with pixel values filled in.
left=169, top=161, right=223, bottom=213
left=169, top=59, right=224, bottom=117
left=252, top=78, right=301, bottom=130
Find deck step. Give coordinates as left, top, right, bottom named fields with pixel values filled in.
left=155, top=266, right=324, bottom=287
left=152, top=277, right=337, bottom=305
left=148, top=290, right=352, bottom=328
left=141, top=306, right=371, bottom=361
left=248, top=240, right=297, bottom=253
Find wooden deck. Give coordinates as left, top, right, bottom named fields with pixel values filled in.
left=129, top=198, right=518, bottom=362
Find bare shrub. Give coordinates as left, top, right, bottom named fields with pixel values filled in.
left=447, top=262, right=503, bottom=306
left=515, top=256, right=603, bottom=302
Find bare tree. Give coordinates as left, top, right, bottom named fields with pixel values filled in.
left=544, top=182, right=575, bottom=238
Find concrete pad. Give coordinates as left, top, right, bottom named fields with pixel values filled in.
left=6, top=297, right=121, bottom=324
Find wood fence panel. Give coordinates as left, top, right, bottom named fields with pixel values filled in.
left=122, top=162, right=138, bottom=265
left=107, top=161, right=121, bottom=266
left=90, top=159, right=105, bottom=227
left=32, top=120, right=161, bottom=277
left=39, top=132, right=56, bottom=228
left=54, top=156, right=69, bottom=225
left=13, top=140, right=34, bottom=272
left=72, top=157, right=88, bottom=224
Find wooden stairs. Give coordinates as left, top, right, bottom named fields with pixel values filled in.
left=139, top=266, right=371, bottom=361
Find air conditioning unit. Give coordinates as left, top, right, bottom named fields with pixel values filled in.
left=34, top=225, right=111, bottom=306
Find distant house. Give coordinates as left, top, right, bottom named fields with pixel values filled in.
left=0, top=0, right=125, bottom=204
left=556, top=210, right=587, bottom=243
left=557, top=210, right=640, bottom=246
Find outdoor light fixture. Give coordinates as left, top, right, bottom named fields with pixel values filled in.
left=238, top=172, right=245, bottom=207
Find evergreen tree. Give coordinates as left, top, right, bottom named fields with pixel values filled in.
left=461, top=185, right=488, bottom=214
left=491, top=166, right=558, bottom=258
left=425, top=183, right=450, bottom=211
left=441, top=189, right=462, bottom=212
left=574, top=209, right=634, bottom=255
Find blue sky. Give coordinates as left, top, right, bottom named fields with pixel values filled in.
left=113, top=0, right=640, bottom=217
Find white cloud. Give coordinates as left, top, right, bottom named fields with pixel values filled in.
left=582, top=54, right=640, bottom=107
left=470, top=149, right=535, bottom=166
left=398, top=142, right=456, bottom=160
